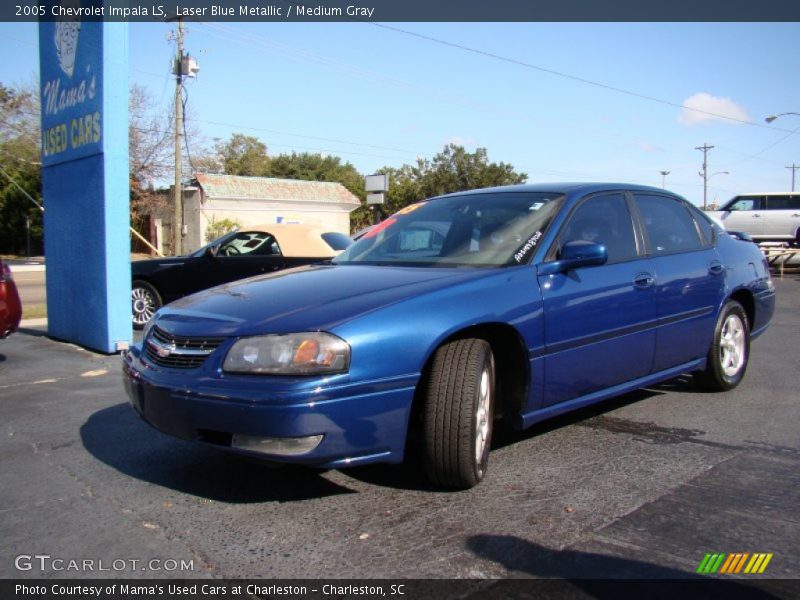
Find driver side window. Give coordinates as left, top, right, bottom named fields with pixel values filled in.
left=557, top=194, right=638, bottom=264
left=218, top=232, right=281, bottom=257
left=729, top=196, right=762, bottom=211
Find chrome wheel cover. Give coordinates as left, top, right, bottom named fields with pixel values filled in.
left=474, top=366, right=491, bottom=466
left=131, top=286, right=156, bottom=327
left=720, top=313, right=745, bottom=377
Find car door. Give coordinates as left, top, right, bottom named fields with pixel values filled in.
left=632, top=194, right=726, bottom=372
left=723, top=195, right=766, bottom=236
left=763, top=194, right=800, bottom=240
left=538, top=193, right=656, bottom=407
left=181, top=231, right=285, bottom=294
left=212, top=231, right=285, bottom=286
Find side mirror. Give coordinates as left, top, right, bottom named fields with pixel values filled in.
left=537, top=240, right=608, bottom=276
left=727, top=231, right=755, bottom=243
left=204, top=245, right=219, bottom=259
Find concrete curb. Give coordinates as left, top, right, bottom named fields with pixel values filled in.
left=10, top=265, right=46, bottom=273
left=19, top=318, right=47, bottom=328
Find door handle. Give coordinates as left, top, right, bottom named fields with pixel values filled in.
left=709, top=262, right=725, bottom=275
left=633, top=273, right=655, bottom=288
left=752, top=214, right=761, bottom=218
left=792, top=213, right=800, bottom=218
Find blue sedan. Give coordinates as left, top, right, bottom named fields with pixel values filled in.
left=122, top=183, right=775, bottom=489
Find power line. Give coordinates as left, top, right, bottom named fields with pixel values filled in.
left=0, top=163, right=43, bottom=212
left=717, top=124, right=800, bottom=168
left=186, top=21, right=799, bottom=182
left=195, top=118, right=420, bottom=157
left=191, top=23, right=647, bottom=144
left=370, top=23, right=796, bottom=134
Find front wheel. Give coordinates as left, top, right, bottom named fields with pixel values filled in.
left=694, top=300, right=750, bottom=391
left=131, top=280, right=162, bottom=330
left=420, top=338, right=495, bottom=489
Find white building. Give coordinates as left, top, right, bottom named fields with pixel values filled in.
left=180, top=174, right=361, bottom=253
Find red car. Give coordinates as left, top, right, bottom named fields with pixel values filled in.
left=0, top=258, right=22, bottom=338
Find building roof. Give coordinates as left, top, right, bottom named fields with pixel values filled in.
left=194, top=173, right=361, bottom=208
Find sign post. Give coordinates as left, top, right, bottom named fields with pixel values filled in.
left=39, top=9, right=131, bottom=353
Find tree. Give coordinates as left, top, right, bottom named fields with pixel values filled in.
left=216, top=133, right=270, bottom=176
left=128, top=84, right=175, bottom=237
left=0, top=82, right=43, bottom=254
left=268, top=152, right=364, bottom=195
left=359, top=145, right=527, bottom=232
left=205, top=215, right=240, bottom=242
left=418, top=144, right=527, bottom=198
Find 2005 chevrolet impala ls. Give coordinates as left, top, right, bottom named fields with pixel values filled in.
left=123, top=183, right=775, bottom=489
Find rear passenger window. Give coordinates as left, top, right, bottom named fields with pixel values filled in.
left=688, top=205, right=716, bottom=245
left=766, top=195, right=800, bottom=210
left=635, top=195, right=704, bottom=254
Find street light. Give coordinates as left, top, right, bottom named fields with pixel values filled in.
left=765, top=112, right=800, bottom=123
left=659, top=170, right=670, bottom=189
left=698, top=170, right=729, bottom=210
left=764, top=114, right=799, bottom=190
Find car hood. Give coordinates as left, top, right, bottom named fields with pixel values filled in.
left=155, top=264, right=498, bottom=337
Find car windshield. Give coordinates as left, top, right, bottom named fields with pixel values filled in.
left=334, top=192, right=563, bottom=267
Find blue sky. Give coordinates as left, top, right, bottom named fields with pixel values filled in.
left=2, top=21, right=799, bottom=206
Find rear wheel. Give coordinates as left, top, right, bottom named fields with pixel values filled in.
left=694, top=300, right=750, bottom=391
left=131, top=280, right=162, bottom=330
left=420, top=338, right=495, bottom=489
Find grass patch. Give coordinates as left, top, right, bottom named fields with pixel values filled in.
left=23, top=304, right=47, bottom=320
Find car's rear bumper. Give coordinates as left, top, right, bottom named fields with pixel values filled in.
left=122, top=348, right=417, bottom=468
left=0, top=280, right=22, bottom=338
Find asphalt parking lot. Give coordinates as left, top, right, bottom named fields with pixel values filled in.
left=1, top=277, right=798, bottom=583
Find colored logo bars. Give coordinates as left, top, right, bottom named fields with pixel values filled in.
left=697, top=552, right=773, bottom=575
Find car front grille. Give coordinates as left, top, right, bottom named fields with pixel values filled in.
left=144, top=326, right=225, bottom=369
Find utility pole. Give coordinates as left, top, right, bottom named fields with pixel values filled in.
left=787, top=163, right=799, bottom=192
left=172, top=18, right=184, bottom=257
left=696, top=143, right=714, bottom=210
left=659, top=170, right=670, bottom=189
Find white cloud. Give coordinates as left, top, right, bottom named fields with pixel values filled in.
left=678, top=93, right=751, bottom=126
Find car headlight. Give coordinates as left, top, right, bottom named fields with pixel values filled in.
left=223, top=332, right=350, bottom=375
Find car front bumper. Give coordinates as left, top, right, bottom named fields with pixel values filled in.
left=122, top=347, right=417, bottom=468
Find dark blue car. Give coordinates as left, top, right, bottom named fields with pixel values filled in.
left=123, top=183, right=775, bottom=489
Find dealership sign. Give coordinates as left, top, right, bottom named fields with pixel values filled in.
left=40, top=7, right=103, bottom=166
left=38, top=4, right=131, bottom=354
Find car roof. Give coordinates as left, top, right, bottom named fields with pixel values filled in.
left=243, top=223, right=340, bottom=257
left=431, top=182, right=675, bottom=199
left=730, top=192, right=797, bottom=196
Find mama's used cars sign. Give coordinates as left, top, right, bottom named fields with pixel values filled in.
left=39, top=8, right=103, bottom=166
left=37, top=3, right=131, bottom=355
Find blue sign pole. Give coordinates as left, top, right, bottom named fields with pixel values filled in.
left=39, top=10, right=131, bottom=353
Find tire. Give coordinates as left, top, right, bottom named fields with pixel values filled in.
left=420, top=338, right=495, bottom=489
left=694, top=300, right=750, bottom=391
left=131, top=280, right=162, bottom=330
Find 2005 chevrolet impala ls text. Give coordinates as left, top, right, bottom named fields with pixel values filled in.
left=122, top=183, right=775, bottom=489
